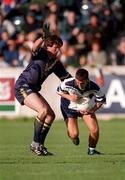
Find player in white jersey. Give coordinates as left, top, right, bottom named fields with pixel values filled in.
left=57, top=68, right=106, bottom=155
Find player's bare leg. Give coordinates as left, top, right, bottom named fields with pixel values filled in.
left=66, top=118, right=80, bottom=145
left=83, top=113, right=100, bottom=155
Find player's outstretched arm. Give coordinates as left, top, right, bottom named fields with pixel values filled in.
left=32, top=22, right=51, bottom=54
left=32, top=38, right=43, bottom=54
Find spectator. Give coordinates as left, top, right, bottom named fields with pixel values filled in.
left=0, top=50, right=9, bottom=67
left=80, top=0, right=92, bottom=26
left=0, top=30, right=10, bottom=52
left=84, top=13, right=104, bottom=45
left=57, top=0, right=81, bottom=16
left=3, top=39, right=19, bottom=67
left=28, top=2, right=43, bottom=23
left=1, top=0, right=16, bottom=14
left=22, top=11, right=41, bottom=33
left=18, top=45, right=32, bottom=67
left=15, top=31, right=26, bottom=47
left=110, top=37, right=125, bottom=65
left=60, top=40, right=70, bottom=67
left=46, top=1, right=58, bottom=14
left=0, top=12, right=16, bottom=37
left=73, top=30, right=90, bottom=57
left=100, top=6, right=118, bottom=46
left=45, top=12, right=60, bottom=35
left=87, top=39, right=107, bottom=67
left=24, top=31, right=38, bottom=50
left=58, top=10, right=80, bottom=40
left=79, top=54, right=87, bottom=67
left=60, top=39, right=80, bottom=68
left=87, top=39, right=106, bottom=86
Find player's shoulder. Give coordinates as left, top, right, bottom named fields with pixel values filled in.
left=63, top=77, right=75, bottom=85
left=89, top=80, right=100, bottom=90
left=32, top=48, right=48, bottom=60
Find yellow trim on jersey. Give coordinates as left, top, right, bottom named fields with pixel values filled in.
left=20, top=88, right=28, bottom=98
left=45, top=59, right=58, bottom=72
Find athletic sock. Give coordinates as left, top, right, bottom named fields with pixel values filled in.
left=40, top=122, right=51, bottom=145
left=89, top=147, right=95, bottom=151
left=33, top=116, right=43, bottom=143
left=31, top=141, right=39, bottom=147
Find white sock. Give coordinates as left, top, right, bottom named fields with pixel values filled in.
left=31, top=141, right=40, bottom=147
left=89, top=147, right=95, bottom=151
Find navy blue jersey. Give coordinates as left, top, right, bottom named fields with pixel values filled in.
left=15, top=48, right=71, bottom=92
left=14, top=48, right=71, bottom=105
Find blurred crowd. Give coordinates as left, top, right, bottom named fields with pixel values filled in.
left=0, top=0, right=125, bottom=69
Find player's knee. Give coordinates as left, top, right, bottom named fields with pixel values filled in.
left=68, top=131, right=79, bottom=139
left=38, top=107, right=55, bottom=123
left=45, top=109, right=55, bottom=123
left=90, top=127, right=99, bottom=135
left=51, top=112, right=55, bottom=120
left=47, top=111, right=55, bottom=122
left=38, top=107, right=48, bottom=120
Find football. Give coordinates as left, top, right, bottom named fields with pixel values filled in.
left=76, top=96, right=95, bottom=111
left=68, top=96, right=96, bottom=111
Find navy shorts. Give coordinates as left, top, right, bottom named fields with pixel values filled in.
left=14, top=81, right=34, bottom=105
left=14, top=78, right=42, bottom=105
left=61, top=98, right=81, bottom=120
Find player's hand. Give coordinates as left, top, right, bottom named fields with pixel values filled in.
left=79, top=109, right=95, bottom=115
left=79, top=110, right=90, bottom=115
left=70, top=93, right=78, bottom=102
left=42, top=22, right=51, bottom=39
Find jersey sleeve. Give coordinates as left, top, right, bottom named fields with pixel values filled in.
left=89, top=81, right=106, bottom=104
left=94, top=89, right=106, bottom=104
left=57, top=80, right=68, bottom=95
left=53, top=61, right=72, bottom=81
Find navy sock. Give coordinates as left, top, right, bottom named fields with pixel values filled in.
left=40, top=122, right=51, bottom=145
left=33, top=117, right=43, bottom=143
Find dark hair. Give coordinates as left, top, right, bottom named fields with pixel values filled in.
left=45, top=35, right=63, bottom=48
left=75, top=68, right=89, bottom=81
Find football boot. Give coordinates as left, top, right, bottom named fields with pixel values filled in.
left=88, top=148, right=101, bottom=155
left=72, top=137, right=80, bottom=145
left=40, top=145, right=53, bottom=156
left=30, top=144, right=42, bottom=156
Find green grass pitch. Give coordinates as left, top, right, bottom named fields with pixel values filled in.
left=0, top=117, right=125, bottom=180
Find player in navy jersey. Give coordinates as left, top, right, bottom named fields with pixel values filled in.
left=14, top=25, right=71, bottom=156
left=57, top=68, right=106, bottom=155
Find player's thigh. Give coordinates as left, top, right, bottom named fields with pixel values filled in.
left=83, top=113, right=99, bottom=132
left=24, top=93, right=50, bottom=113
left=67, top=118, right=79, bottom=136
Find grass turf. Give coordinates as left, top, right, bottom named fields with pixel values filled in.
left=0, top=117, right=125, bottom=180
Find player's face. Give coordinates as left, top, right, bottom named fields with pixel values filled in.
left=75, top=78, right=88, bottom=90
left=47, top=43, right=60, bottom=57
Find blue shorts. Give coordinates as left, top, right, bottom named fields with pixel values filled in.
left=14, top=80, right=40, bottom=105
left=61, top=98, right=81, bottom=120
